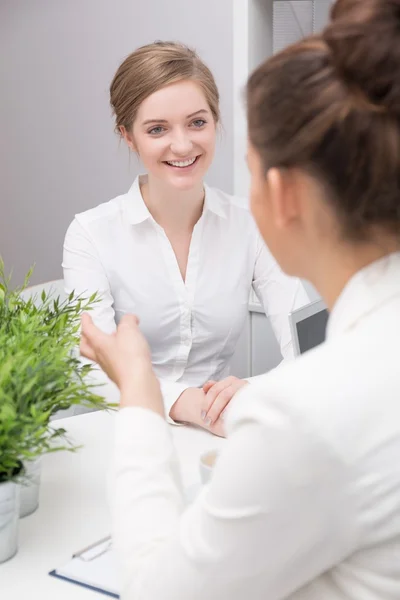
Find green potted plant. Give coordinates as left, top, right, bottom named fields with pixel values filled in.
left=0, top=260, right=112, bottom=561
left=0, top=342, right=75, bottom=562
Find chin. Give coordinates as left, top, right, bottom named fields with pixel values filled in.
left=164, top=170, right=206, bottom=191
left=171, top=177, right=203, bottom=191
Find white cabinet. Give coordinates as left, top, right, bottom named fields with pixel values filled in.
left=230, top=0, right=333, bottom=378
left=250, top=310, right=282, bottom=375
left=229, top=303, right=282, bottom=378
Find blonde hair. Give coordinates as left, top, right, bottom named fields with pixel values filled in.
left=109, top=41, right=220, bottom=134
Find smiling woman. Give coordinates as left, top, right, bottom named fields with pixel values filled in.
left=123, top=79, right=216, bottom=192
left=62, top=41, right=310, bottom=437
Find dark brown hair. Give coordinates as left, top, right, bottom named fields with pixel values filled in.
left=247, top=0, right=400, bottom=240
left=110, top=41, right=220, bottom=135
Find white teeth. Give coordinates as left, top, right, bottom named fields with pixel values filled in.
left=166, top=157, right=197, bottom=168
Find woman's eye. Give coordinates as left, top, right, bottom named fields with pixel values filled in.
left=191, top=119, right=206, bottom=128
left=148, top=126, right=165, bottom=135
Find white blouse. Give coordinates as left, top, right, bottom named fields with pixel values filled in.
left=63, top=175, right=309, bottom=415
left=113, top=252, right=400, bottom=600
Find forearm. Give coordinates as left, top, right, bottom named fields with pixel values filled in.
left=119, top=372, right=210, bottom=429
left=120, top=364, right=164, bottom=418
left=169, top=387, right=205, bottom=426
left=170, top=388, right=226, bottom=437
left=113, top=408, right=186, bottom=599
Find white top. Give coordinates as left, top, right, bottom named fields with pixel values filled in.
left=63, top=176, right=309, bottom=416
left=113, top=252, right=400, bottom=600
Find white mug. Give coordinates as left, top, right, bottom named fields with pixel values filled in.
left=199, top=449, right=219, bottom=485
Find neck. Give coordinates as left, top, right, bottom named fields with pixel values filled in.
left=306, top=237, right=400, bottom=312
left=140, top=174, right=205, bottom=233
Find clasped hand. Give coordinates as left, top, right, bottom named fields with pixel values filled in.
left=80, top=313, right=248, bottom=431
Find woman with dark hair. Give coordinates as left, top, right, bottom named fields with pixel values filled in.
left=80, top=0, right=400, bottom=597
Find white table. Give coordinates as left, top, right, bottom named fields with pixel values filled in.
left=1, top=410, right=224, bottom=599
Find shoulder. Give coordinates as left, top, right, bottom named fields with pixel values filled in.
left=73, top=194, right=125, bottom=228
left=64, top=192, right=128, bottom=243
left=206, top=184, right=249, bottom=211
left=205, top=184, right=257, bottom=227
left=228, top=316, right=399, bottom=456
left=228, top=343, right=335, bottom=432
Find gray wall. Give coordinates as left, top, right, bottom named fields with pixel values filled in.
left=0, top=0, right=234, bottom=285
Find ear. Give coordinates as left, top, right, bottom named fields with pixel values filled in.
left=119, top=125, right=137, bottom=152
left=266, top=168, right=300, bottom=230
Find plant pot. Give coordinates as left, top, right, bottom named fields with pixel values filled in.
left=0, top=480, right=20, bottom=563
left=20, top=458, right=42, bottom=518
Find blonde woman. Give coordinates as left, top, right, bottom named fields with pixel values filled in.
left=81, top=0, right=400, bottom=597
left=63, top=42, right=309, bottom=436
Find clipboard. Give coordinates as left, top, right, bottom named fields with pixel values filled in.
left=49, top=482, right=202, bottom=596
left=49, top=536, right=120, bottom=598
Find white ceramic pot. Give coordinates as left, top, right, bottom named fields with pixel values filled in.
left=20, top=458, right=42, bottom=518
left=0, top=480, right=20, bottom=563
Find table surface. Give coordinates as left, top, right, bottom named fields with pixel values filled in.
left=1, top=409, right=224, bottom=599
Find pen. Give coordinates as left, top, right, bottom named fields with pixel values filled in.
left=72, top=535, right=112, bottom=560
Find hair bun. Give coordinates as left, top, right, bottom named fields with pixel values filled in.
left=323, top=0, right=400, bottom=116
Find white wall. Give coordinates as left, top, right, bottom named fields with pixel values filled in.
left=0, top=1, right=330, bottom=380
left=0, top=0, right=234, bottom=285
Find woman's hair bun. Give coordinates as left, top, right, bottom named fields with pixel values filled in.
left=323, top=0, right=400, bottom=116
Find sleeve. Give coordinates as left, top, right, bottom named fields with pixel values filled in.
left=158, top=379, right=190, bottom=426
left=252, top=233, right=310, bottom=359
left=113, top=395, right=358, bottom=600
left=63, top=217, right=117, bottom=334
left=62, top=218, right=189, bottom=422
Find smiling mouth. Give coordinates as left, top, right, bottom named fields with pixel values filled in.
left=164, top=155, right=200, bottom=168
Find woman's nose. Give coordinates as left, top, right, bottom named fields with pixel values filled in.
left=170, top=132, right=194, bottom=156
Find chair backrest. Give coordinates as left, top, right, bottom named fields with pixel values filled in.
left=19, top=279, right=66, bottom=306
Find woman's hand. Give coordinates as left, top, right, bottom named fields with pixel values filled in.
left=170, top=387, right=226, bottom=437
left=202, top=376, right=249, bottom=426
left=80, top=313, right=163, bottom=414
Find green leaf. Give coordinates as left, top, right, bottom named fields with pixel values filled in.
left=21, top=377, right=39, bottom=398
left=0, top=403, right=16, bottom=420
left=0, top=260, right=107, bottom=480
